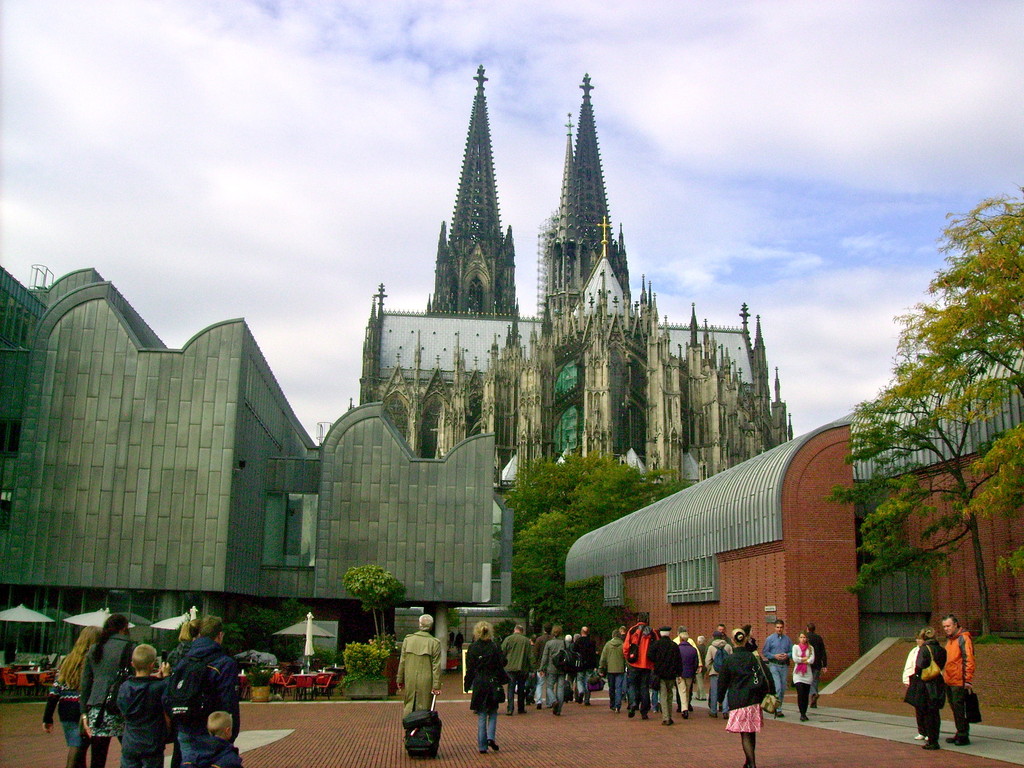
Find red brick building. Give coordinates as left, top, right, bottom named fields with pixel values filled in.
left=566, top=416, right=1023, bottom=680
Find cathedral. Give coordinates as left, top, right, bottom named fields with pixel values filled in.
left=361, top=67, right=792, bottom=481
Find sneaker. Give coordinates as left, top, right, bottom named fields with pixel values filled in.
left=800, top=714, right=809, bottom=721
left=914, top=734, right=926, bottom=741
left=922, top=743, right=940, bottom=750
left=775, top=711, right=785, bottom=718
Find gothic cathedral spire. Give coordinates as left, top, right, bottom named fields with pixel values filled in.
left=431, top=66, right=516, bottom=316
left=543, top=74, right=629, bottom=317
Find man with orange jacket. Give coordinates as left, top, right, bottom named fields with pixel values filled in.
left=623, top=620, right=657, bottom=720
left=941, top=614, right=975, bottom=746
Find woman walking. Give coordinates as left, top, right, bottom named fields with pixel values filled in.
left=791, top=631, right=815, bottom=721
left=909, top=627, right=947, bottom=750
left=464, top=621, right=507, bottom=754
left=718, top=626, right=773, bottom=768
left=80, top=613, right=134, bottom=768
left=43, top=625, right=101, bottom=768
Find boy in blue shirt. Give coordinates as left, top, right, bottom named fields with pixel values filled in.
left=183, top=711, right=243, bottom=768
left=117, top=644, right=168, bottom=768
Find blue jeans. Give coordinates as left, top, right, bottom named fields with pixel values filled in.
left=575, top=670, right=593, bottom=703
left=625, top=667, right=651, bottom=714
left=767, top=662, right=788, bottom=707
left=535, top=672, right=551, bottom=707
left=606, top=672, right=625, bottom=709
left=476, top=709, right=497, bottom=751
left=545, top=672, right=566, bottom=710
left=708, top=675, right=730, bottom=714
left=810, top=667, right=822, bottom=697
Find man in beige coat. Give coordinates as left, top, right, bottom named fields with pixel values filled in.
left=397, top=614, right=443, bottom=716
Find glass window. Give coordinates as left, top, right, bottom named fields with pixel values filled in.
left=0, top=489, right=11, bottom=529
left=263, top=492, right=318, bottom=567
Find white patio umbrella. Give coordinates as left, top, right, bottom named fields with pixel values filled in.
left=273, top=618, right=335, bottom=638
left=0, top=604, right=55, bottom=655
left=150, top=613, right=189, bottom=630
left=0, top=604, right=55, bottom=623
left=63, top=608, right=110, bottom=627
left=63, top=608, right=139, bottom=628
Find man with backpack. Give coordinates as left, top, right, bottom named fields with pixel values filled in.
left=538, top=625, right=574, bottom=716
left=165, top=616, right=240, bottom=766
left=705, top=630, right=732, bottom=717
left=623, top=620, right=656, bottom=720
left=572, top=626, right=598, bottom=705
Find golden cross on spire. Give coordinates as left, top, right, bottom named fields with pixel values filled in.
left=598, top=216, right=610, bottom=245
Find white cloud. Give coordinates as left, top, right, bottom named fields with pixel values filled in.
left=2, top=0, right=1018, bottom=440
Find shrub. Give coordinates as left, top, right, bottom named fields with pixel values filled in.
left=342, top=641, right=390, bottom=686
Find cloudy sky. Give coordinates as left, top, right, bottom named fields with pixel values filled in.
left=3, top=1, right=1022, bottom=439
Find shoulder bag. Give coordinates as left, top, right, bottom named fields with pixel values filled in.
left=920, top=646, right=942, bottom=681
left=752, top=653, right=779, bottom=714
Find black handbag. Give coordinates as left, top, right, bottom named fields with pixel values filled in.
left=965, top=689, right=982, bottom=723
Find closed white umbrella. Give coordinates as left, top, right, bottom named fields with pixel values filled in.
left=303, top=612, right=315, bottom=658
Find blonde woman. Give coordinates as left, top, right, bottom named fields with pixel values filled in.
left=43, top=625, right=101, bottom=768
left=464, top=621, right=507, bottom=754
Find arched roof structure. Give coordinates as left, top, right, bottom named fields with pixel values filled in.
left=565, top=416, right=852, bottom=582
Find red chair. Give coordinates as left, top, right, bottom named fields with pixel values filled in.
left=314, top=673, right=335, bottom=699
left=293, top=675, right=315, bottom=701
left=1, top=668, right=17, bottom=694
left=281, top=674, right=297, bottom=699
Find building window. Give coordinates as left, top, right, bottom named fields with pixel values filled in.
left=667, top=555, right=718, bottom=603
left=554, top=362, right=578, bottom=397
left=0, top=490, right=11, bottom=530
left=554, top=406, right=580, bottom=454
left=263, top=493, right=318, bottom=567
left=0, top=420, right=20, bottom=454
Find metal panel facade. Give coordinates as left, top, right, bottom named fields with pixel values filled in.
left=316, top=404, right=495, bottom=604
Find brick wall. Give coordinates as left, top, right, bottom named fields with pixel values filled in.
left=779, top=424, right=859, bottom=675
left=621, top=424, right=860, bottom=679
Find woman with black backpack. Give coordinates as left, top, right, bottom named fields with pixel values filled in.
left=718, top=626, right=773, bottom=768
left=80, top=613, right=135, bottom=768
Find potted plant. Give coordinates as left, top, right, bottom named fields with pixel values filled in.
left=246, top=666, right=273, bottom=703
left=341, top=637, right=391, bottom=699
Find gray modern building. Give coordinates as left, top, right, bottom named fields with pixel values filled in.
left=0, top=265, right=509, bottom=652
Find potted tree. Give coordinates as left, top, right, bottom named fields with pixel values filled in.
left=342, top=565, right=406, bottom=695
left=246, top=666, right=273, bottom=703
left=341, top=636, right=391, bottom=699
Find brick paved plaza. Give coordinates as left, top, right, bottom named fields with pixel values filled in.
left=2, top=674, right=1021, bottom=768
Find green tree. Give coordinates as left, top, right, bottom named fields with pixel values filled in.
left=832, top=191, right=1024, bottom=634
left=507, top=453, right=685, bottom=632
left=342, top=565, right=406, bottom=637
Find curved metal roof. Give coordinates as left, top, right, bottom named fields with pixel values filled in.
left=564, top=416, right=851, bottom=582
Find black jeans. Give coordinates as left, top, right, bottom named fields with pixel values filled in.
left=947, top=686, right=970, bottom=740
left=795, top=681, right=811, bottom=715
left=506, top=671, right=529, bottom=713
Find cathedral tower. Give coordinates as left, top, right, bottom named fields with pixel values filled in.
left=431, top=66, right=516, bottom=316
left=544, top=74, right=629, bottom=319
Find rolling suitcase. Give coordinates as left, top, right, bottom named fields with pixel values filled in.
left=403, top=694, right=442, bottom=758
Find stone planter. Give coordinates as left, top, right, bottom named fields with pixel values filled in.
left=344, top=678, right=389, bottom=700
left=250, top=685, right=271, bottom=703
